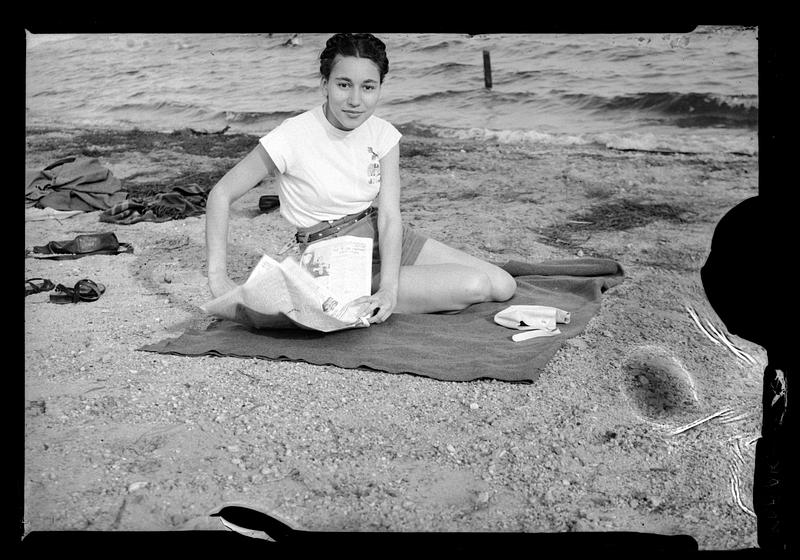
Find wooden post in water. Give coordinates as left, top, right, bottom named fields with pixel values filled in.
left=483, top=49, right=492, bottom=89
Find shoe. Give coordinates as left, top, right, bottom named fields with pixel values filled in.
left=32, top=232, right=133, bottom=260
left=25, top=278, right=55, bottom=296
left=49, top=279, right=106, bottom=304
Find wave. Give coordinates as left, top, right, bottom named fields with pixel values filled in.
left=390, top=89, right=471, bottom=104
left=106, top=100, right=208, bottom=118
left=390, top=88, right=757, bottom=131
left=222, top=109, right=301, bottom=125
left=416, top=61, right=474, bottom=77
left=102, top=100, right=299, bottom=122
left=412, top=39, right=468, bottom=52
left=389, top=88, right=540, bottom=111
left=398, top=122, right=590, bottom=147
left=396, top=121, right=757, bottom=156
left=566, top=91, right=758, bottom=129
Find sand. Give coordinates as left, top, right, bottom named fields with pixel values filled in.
left=24, top=125, right=763, bottom=550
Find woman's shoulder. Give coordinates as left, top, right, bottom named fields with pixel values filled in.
left=264, top=106, right=322, bottom=140
left=365, top=112, right=397, bottom=130
left=363, top=114, right=401, bottom=141
left=281, top=107, right=322, bottom=130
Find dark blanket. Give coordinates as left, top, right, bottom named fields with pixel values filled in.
left=25, top=157, right=128, bottom=212
left=140, top=258, right=624, bottom=383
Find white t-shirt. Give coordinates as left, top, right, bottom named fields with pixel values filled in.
left=259, top=104, right=402, bottom=228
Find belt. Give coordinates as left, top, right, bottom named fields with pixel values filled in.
left=294, top=207, right=375, bottom=244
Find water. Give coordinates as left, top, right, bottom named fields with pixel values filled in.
left=25, top=28, right=758, bottom=155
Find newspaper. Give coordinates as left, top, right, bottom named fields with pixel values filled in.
left=202, top=235, right=374, bottom=332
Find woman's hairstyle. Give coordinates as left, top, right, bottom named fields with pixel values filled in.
left=319, top=33, right=389, bottom=83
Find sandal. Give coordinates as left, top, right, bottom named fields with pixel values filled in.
left=49, top=279, right=106, bottom=304
left=25, top=278, right=55, bottom=296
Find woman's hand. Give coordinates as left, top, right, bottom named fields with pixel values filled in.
left=208, top=274, right=238, bottom=299
left=350, top=287, right=397, bottom=324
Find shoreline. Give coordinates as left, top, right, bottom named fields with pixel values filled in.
left=25, top=124, right=762, bottom=548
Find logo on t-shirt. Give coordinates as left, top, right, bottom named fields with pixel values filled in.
left=367, top=147, right=381, bottom=185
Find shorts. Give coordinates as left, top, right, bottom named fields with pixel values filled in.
left=295, top=207, right=428, bottom=290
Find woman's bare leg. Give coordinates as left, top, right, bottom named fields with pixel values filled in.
left=394, top=238, right=516, bottom=314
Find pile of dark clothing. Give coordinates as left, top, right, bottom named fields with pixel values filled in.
left=25, top=156, right=210, bottom=224
left=25, top=156, right=128, bottom=212
left=99, top=183, right=208, bottom=224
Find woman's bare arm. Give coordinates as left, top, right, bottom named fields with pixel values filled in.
left=205, top=144, right=276, bottom=297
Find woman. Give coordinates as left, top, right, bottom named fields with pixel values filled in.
left=206, top=33, right=516, bottom=325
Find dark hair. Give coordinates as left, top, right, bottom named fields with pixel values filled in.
left=319, top=33, right=389, bottom=83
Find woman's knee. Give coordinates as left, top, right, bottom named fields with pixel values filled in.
left=492, top=269, right=517, bottom=302
left=459, top=271, right=494, bottom=305
left=455, top=268, right=515, bottom=305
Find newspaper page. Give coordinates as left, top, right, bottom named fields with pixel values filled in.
left=202, top=235, right=373, bottom=332
left=299, top=235, right=373, bottom=306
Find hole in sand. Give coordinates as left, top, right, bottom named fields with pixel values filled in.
left=620, top=346, right=700, bottom=422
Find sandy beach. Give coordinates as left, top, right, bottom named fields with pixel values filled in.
left=24, top=125, right=762, bottom=550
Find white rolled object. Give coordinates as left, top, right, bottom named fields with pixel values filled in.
left=494, top=305, right=571, bottom=331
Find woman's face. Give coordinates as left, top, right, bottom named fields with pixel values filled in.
left=322, top=55, right=382, bottom=131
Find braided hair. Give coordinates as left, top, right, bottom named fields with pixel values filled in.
left=319, top=33, right=389, bottom=83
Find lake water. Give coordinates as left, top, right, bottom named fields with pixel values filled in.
left=26, top=28, right=758, bottom=155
